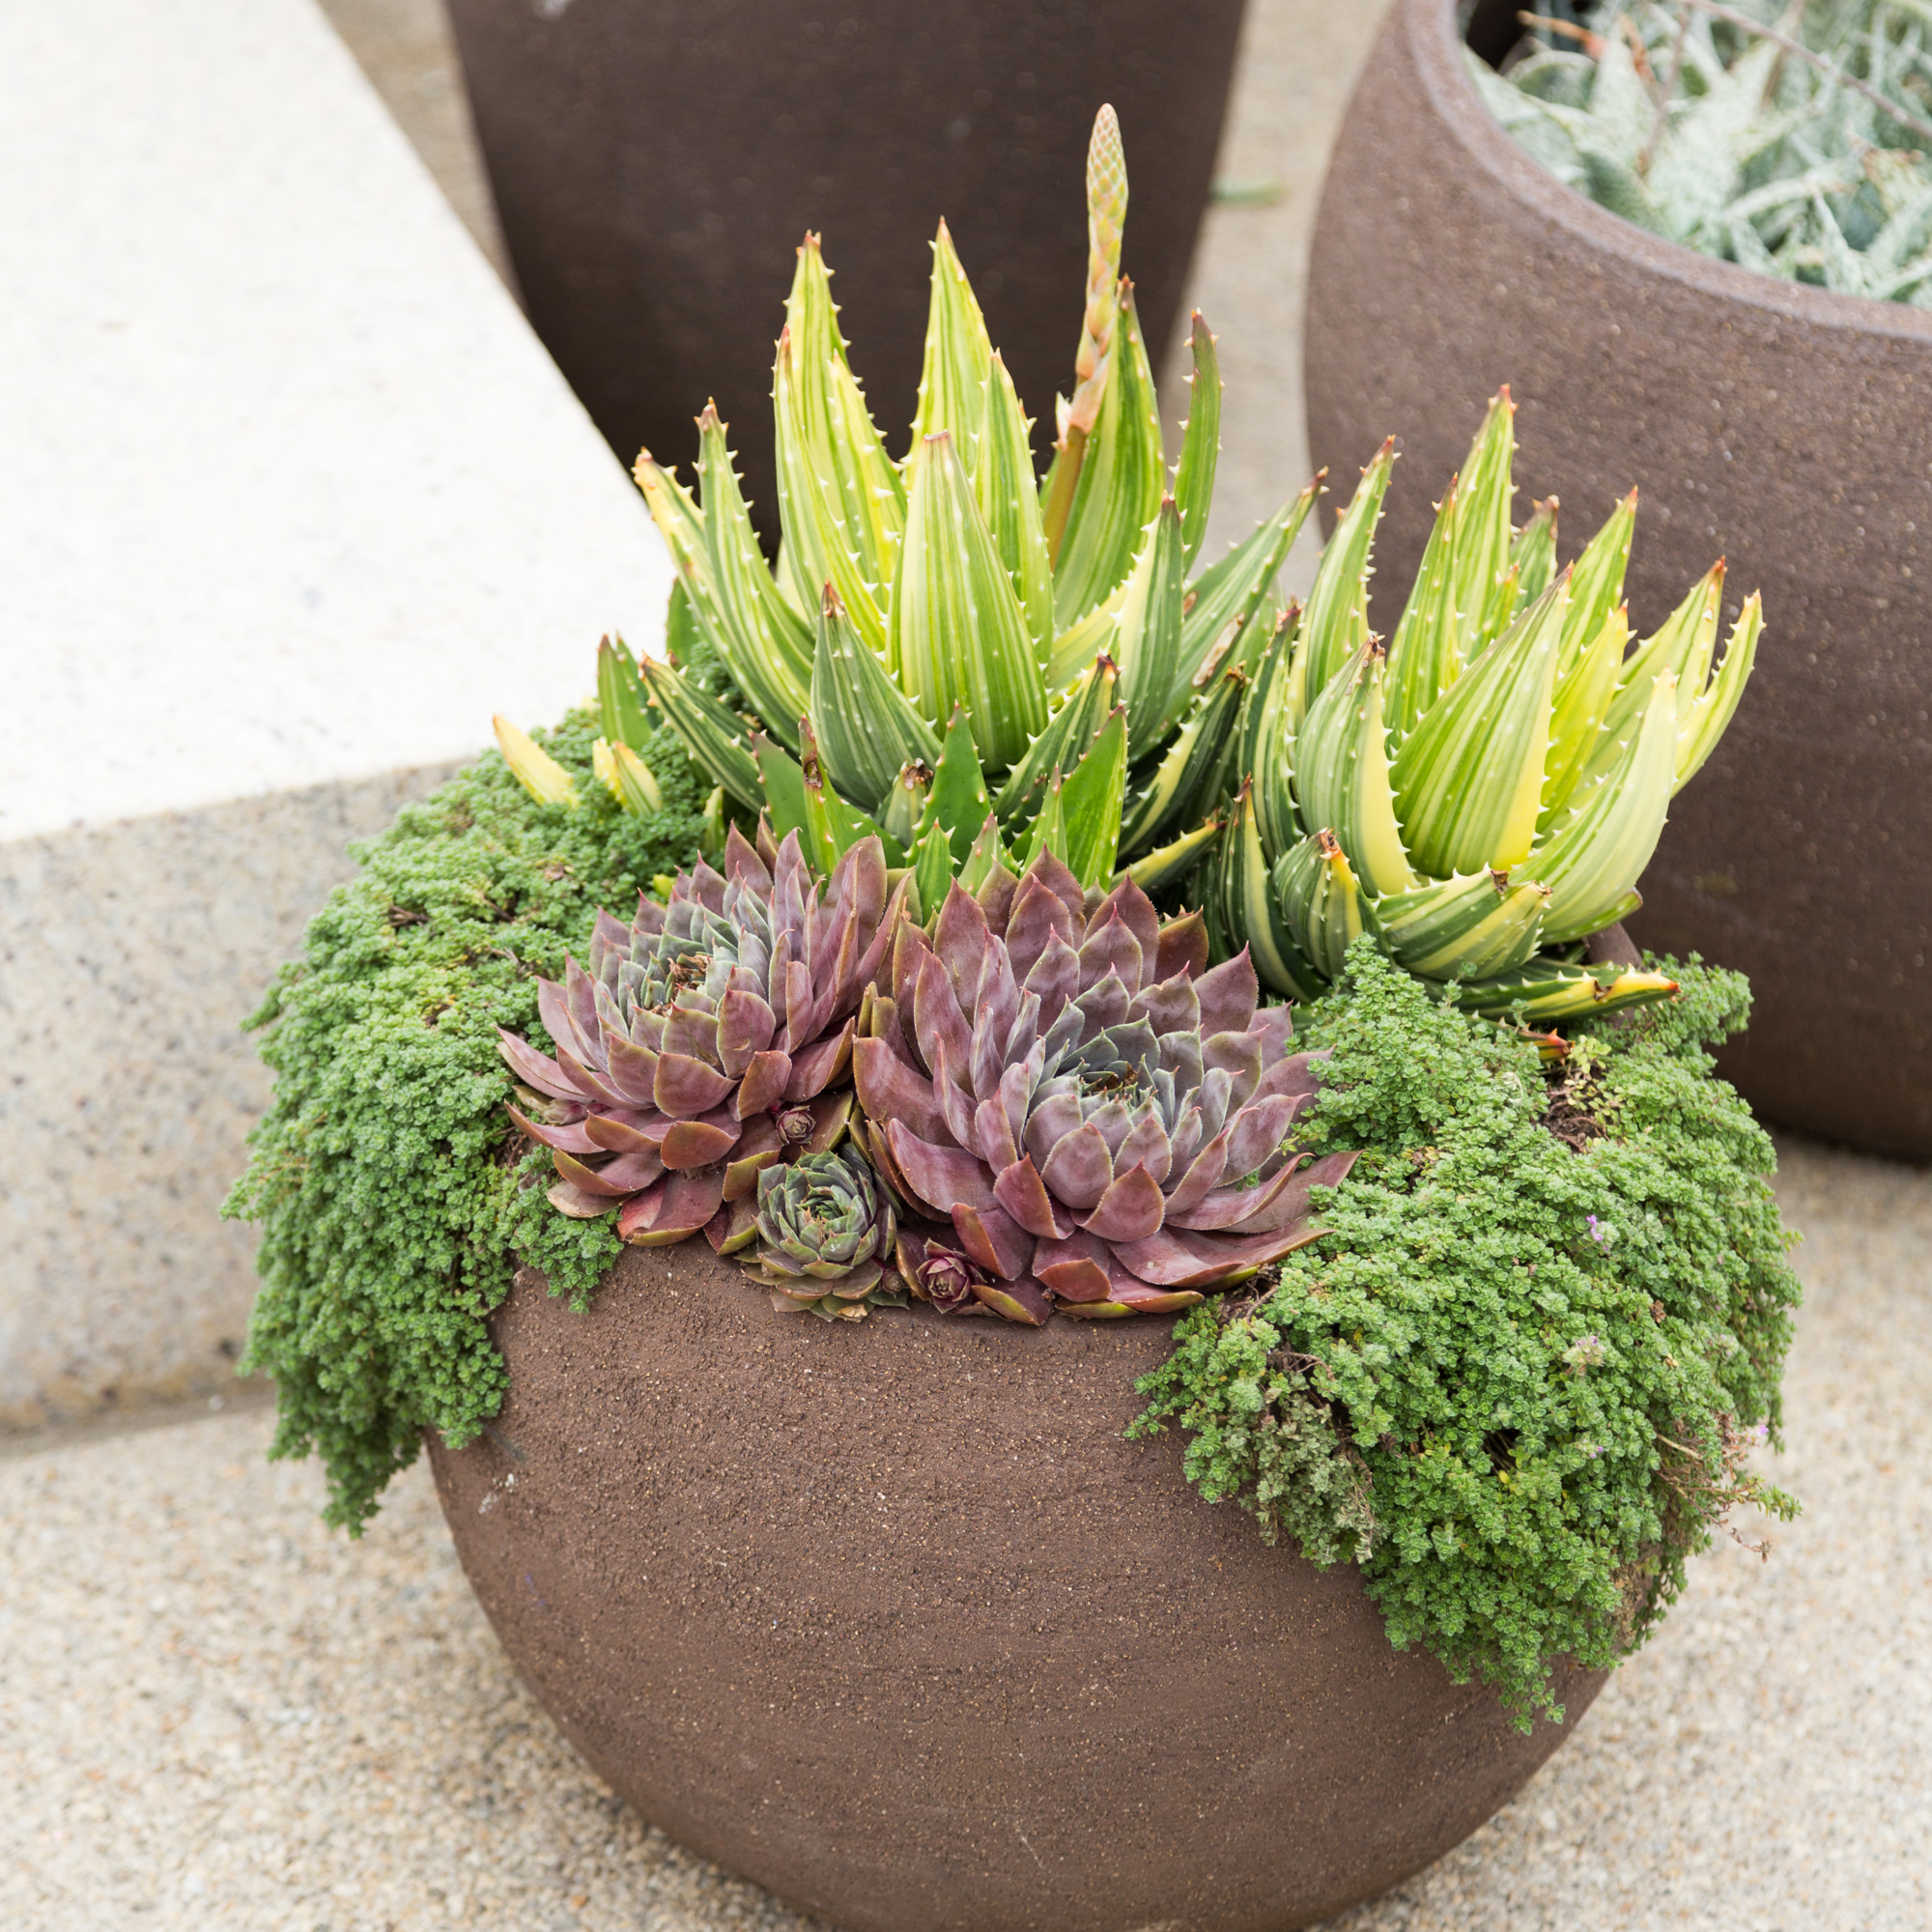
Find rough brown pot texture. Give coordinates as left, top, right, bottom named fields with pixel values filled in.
left=443, top=0, right=1246, bottom=534
left=1304, top=0, right=1932, bottom=1158
left=428, top=1239, right=1603, bottom=1932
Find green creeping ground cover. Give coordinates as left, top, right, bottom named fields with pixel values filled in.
left=223, top=702, right=713, bottom=1532
left=1133, top=942, right=1801, bottom=1728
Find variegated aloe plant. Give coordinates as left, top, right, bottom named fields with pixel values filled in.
left=595, top=106, right=1313, bottom=916
left=1210, top=390, right=1760, bottom=1022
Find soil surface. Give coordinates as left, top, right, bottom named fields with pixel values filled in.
left=430, top=1242, right=1600, bottom=1932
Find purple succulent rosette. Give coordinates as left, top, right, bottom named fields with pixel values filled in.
left=497, top=827, right=907, bottom=1250
left=854, top=853, right=1356, bottom=1323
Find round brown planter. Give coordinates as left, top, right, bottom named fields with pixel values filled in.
left=429, top=1239, right=1603, bottom=1932
left=1303, top=0, right=1932, bottom=1158
left=443, top=0, right=1246, bottom=536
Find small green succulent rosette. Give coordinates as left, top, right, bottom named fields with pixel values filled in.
left=743, top=1145, right=905, bottom=1321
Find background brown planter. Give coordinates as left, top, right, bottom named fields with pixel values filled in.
left=430, top=1240, right=1603, bottom=1932
left=1303, top=0, right=1932, bottom=1158
left=443, top=0, right=1246, bottom=534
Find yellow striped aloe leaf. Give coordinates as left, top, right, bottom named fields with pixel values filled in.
left=1273, top=828, right=1380, bottom=981
left=783, top=234, right=905, bottom=595
left=1060, top=705, right=1128, bottom=889
left=1120, top=658, right=1244, bottom=856
left=980, top=353, right=1055, bottom=663
left=1449, top=389, right=1518, bottom=662
left=1022, top=768, right=1071, bottom=871
left=801, top=719, right=893, bottom=872
left=910, top=219, right=994, bottom=466
left=1172, top=311, right=1222, bottom=574
left=1384, top=471, right=1463, bottom=739
left=773, top=328, right=889, bottom=656
left=1122, top=814, right=1223, bottom=895
left=1294, top=643, right=1417, bottom=899
left=1531, top=669, right=1678, bottom=945
left=597, top=635, right=652, bottom=753
left=958, top=812, right=1020, bottom=898
left=1297, top=439, right=1395, bottom=704
left=1539, top=603, right=1629, bottom=832
left=890, top=431, right=1046, bottom=772
left=1050, top=277, right=1165, bottom=630
left=1222, top=782, right=1324, bottom=1001
left=880, top=760, right=931, bottom=855
left=910, top=819, right=955, bottom=925
left=694, top=404, right=815, bottom=751
left=1510, top=497, right=1558, bottom=608
left=923, top=702, right=994, bottom=867
left=1574, top=561, right=1723, bottom=796
left=1111, top=496, right=1186, bottom=758
left=809, top=584, right=943, bottom=815
left=1375, top=869, right=1548, bottom=981
left=753, top=732, right=810, bottom=848
left=1449, top=957, right=1678, bottom=1021
left=1244, top=605, right=1307, bottom=862
left=635, top=451, right=742, bottom=675
left=1045, top=582, right=1125, bottom=693
left=1674, top=592, right=1761, bottom=792
left=1165, top=478, right=1318, bottom=732
left=1556, top=488, right=1635, bottom=679
left=637, top=654, right=762, bottom=811
left=992, top=651, right=1118, bottom=826
left=1391, top=573, right=1567, bottom=877
left=592, top=737, right=663, bottom=815
left=494, top=717, right=577, bottom=809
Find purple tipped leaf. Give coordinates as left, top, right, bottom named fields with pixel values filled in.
left=583, top=1109, right=671, bottom=1155
left=912, top=952, right=976, bottom=1097
left=852, top=1037, right=957, bottom=1148
left=1115, top=1221, right=1327, bottom=1289
left=1076, top=1161, right=1167, bottom=1242
left=724, top=1148, right=782, bottom=1201
left=1154, top=910, right=1209, bottom=983
left=555, top=1046, right=630, bottom=1109
left=969, top=1275, right=1053, bottom=1326
left=716, top=987, right=778, bottom=1075
left=1193, top=948, right=1261, bottom=1038
left=706, top=1196, right=761, bottom=1255
left=1090, top=878, right=1161, bottom=988
left=603, top=1036, right=663, bottom=1106
left=993, top=1155, right=1075, bottom=1239
left=655, top=1052, right=736, bottom=1119
left=736, top=1049, right=793, bottom=1118
left=1020, top=928, right=1080, bottom=1029
left=547, top=1180, right=618, bottom=1220
left=497, top=1030, right=589, bottom=1102
left=952, top=1201, right=1034, bottom=1280
left=1038, top=1122, right=1114, bottom=1213
left=926, top=1035, right=983, bottom=1151
left=505, top=1104, right=604, bottom=1156
left=1114, top=1112, right=1173, bottom=1185
left=1129, top=977, right=1201, bottom=1040
left=551, top=1150, right=639, bottom=1199
left=661, top=1115, right=742, bottom=1169
left=724, top=822, right=773, bottom=893
left=1005, top=874, right=1079, bottom=985
left=934, top=883, right=991, bottom=1008
left=975, top=1094, right=1021, bottom=1174
left=782, top=1018, right=855, bottom=1100
left=781, top=957, right=820, bottom=1054
left=885, top=1121, right=1001, bottom=1217
left=563, top=959, right=604, bottom=1060
left=804, top=1090, right=854, bottom=1153
left=1076, top=910, right=1143, bottom=1004
left=1204, top=1032, right=1264, bottom=1110
left=1222, top=1094, right=1296, bottom=1184
left=624, top=1166, right=727, bottom=1247
left=1023, top=1090, right=1085, bottom=1167
left=1160, top=1124, right=1233, bottom=1219
left=1022, top=849, right=1087, bottom=929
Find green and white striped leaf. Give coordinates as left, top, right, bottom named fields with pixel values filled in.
left=1242, top=605, right=1305, bottom=862
left=1510, top=497, right=1558, bottom=608
left=1293, top=644, right=1417, bottom=899
left=1448, top=955, right=1678, bottom=1022
left=1449, top=390, right=1519, bottom=661
left=809, top=584, right=942, bottom=814
left=1111, top=496, right=1186, bottom=758
left=891, top=431, right=1046, bottom=773
left=1045, top=584, right=1125, bottom=694
left=592, top=737, right=663, bottom=814
left=923, top=703, right=994, bottom=868
left=992, top=651, right=1118, bottom=826
left=1557, top=489, right=1635, bottom=679
left=910, top=819, right=955, bottom=926
left=980, top=353, right=1055, bottom=663
left=1532, top=668, right=1678, bottom=946
left=1122, top=814, right=1223, bottom=895
left=1273, top=828, right=1381, bottom=982
left=638, top=654, right=762, bottom=811
left=1374, top=868, right=1548, bottom=981
left=753, top=732, right=810, bottom=847
left=1384, top=472, right=1462, bottom=740
left=1539, top=603, right=1628, bottom=832
left=1172, top=311, right=1222, bottom=575
left=1022, top=768, right=1072, bottom=872
left=911, top=219, right=994, bottom=467
left=597, top=636, right=652, bottom=753
left=1391, top=572, right=1567, bottom=877
left=1675, top=593, right=1761, bottom=792
left=1297, top=439, right=1395, bottom=708
left=880, top=760, right=931, bottom=854
left=1221, top=782, right=1324, bottom=1002
left=958, top=813, right=1019, bottom=898
left=1120, top=659, right=1248, bottom=858
left=1059, top=705, right=1128, bottom=889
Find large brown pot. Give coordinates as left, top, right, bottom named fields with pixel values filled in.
left=443, top=0, right=1246, bottom=533
left=429, top=1239, right=1603, bottom=1932
left=1303, top=0, right=1932, bottom=1158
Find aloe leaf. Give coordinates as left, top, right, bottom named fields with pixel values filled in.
left=1242, top=606, right=1306, bottom=862
left=1449, top=956, right=1678, bottom=1022
left=1172, top=312, right=1222, bottom=574
left=1112, top=497, right=1187, bottom=758
left=992, top=651, right=1118, bottom=827
left=1294, top=644, right=1417, bottom=898
left=802, top=717, right=895, bottom=872
left=1222, top=782, right=1324, bottom=1001
left=809, top=584, right=943, bottom=814
left=1167, top=479, right=1320, bottom=734
left=1375, top=869, right=1548, bottom=981
left=1046, top=585, right=1126, bottom=693
left=638, top=654, right=762, bottom=812
left=1540, top=604, right=1629, bottom=832
left=911, top=219, right=994, bottom=467
left=1298, top=439, right=1396, bottom=707
left=880, top=760, right=932, bottom=853
left=1022, top=768, right=1072, bottom=871
left=1558, top=489, right=1635, bottom=678
left=1121, top=814, right=1223, bottom=895
left=923, top=703, right=995, bottom=867
left=494, top=716, right=578, bottom=808
left=1272, top=828, right=1379, bottom=983
left=1391, top=572, right=1567, bottom=877
left=597, top=636, right=653, bottom=753
left=1121, top=660, right=1248, bottom=858
left=699, top=786, right=727, bottom=867
left=694, top=404, right=816, bottom=751
left=592, top=737, right=663, bottom=814
left=774, top=329, right=890, bottom=656
left=1051, top=278, right=1165, bottom=630
left=1448, top=390, right=1518, bottom=664
left=958, top=813, right=1019, bottom=898
left=1532, top=669, right=1679, bottom=946
left=1675, top=592, right=1761, bottom=792
left=1510, top=497, right=1558, bottom=608
left=980, top=353, right=1055, bottom=662
left=892, top=431, right=1047, bottom=773
left=635, top=454, right=743, bottom=682
left=1060, top=706, right=1128, bottom=889
left=754, top=732, right=810, bottom=847
left=783, top=235, right=905, bottom=596
left=1384, top=472, right=1462, bottom=740
left=911, top=819, right=956, bottom=923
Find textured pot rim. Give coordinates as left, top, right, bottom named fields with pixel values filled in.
left=1406, top=0, right=1932, bottom=349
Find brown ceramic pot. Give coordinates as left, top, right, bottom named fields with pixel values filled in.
left=1303, top=0, right=1932, bottom=1158
left=443, top=0, right=1246, bottom=534
left=429, top=1240, right=1603, bottom=1932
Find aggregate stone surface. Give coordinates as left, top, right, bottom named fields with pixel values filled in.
left=2, top=1137, right=1925, bottom=1930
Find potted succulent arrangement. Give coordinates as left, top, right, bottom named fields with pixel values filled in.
left=232, top=108, right=1802, bottom=1932
left=1305, top=0, right=1932, bottom=1159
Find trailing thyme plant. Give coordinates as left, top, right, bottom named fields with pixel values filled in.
left=224, top=704, right=712, bottom=1531
left=1132, top=941, right=1800, bottom=1726
left=1473, top=1, right=1932, bottom=302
